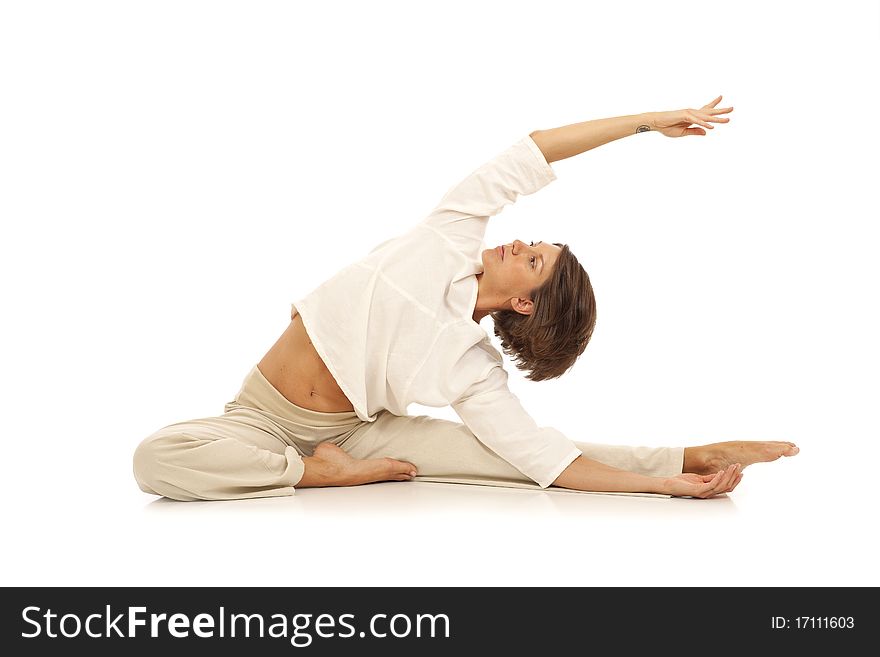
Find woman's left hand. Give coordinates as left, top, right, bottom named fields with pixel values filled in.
left=648, top=95, right=734, bottom=138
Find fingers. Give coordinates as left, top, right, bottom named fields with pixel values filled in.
left=716, top=463, right=738, bottom=493
left=720, top=463, right=742, bottom=494
left=686, top=111, right=732, bottom=129
left=686, top=107, right=733, bottom=131
left=686, top=112, right=713, bottom=129
left=700, top=109, right=732, bottom=119
left=727, top=471, right=744, bottom=493
left=696, top=469, right=725, bottom=497
left=686, top=463, right=744, bottom=497
left=699, top=463, right=740, bottom=497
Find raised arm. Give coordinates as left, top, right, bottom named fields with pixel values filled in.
left=530, top=95, right=734, bottom=163
left=418, top=134, right=558, bottom=255
left=529, top=113, right=653, bottom=164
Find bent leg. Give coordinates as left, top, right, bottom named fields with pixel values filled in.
left=133, top=408, right=305, bottom=501
left=339, top=412, right=683, bottom=489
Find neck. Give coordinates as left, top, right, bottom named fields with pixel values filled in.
left=472, top=308, right=491, bottom=323
left=472, top=272, right=497, bottom=324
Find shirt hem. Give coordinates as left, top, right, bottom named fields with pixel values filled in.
left=290, top=302, right=376, bottom=423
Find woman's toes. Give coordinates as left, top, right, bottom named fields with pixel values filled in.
left=385, top=458, right=417, bottom=478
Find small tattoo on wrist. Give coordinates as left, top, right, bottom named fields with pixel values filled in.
left=636, top=124, right=652, bottom=133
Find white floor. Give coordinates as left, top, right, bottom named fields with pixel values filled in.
left=4, top=443, right=876, bottom=588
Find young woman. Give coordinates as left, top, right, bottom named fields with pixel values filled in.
left=133, top=95, right=798, bottom=502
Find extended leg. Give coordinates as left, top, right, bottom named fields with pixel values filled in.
left=337, top=411, right=684, bottom=490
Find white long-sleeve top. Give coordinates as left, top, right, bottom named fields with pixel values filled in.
left=291, top=134, right=582, bottom=487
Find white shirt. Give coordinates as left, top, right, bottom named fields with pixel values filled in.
left=291, top=134, right=582, bottom=487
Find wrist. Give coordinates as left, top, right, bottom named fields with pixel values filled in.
left=654, top=476, right=673, bottom=495
left=633, top=472, right=670, bottom=494
left=638, top=112, right=656, bottom=132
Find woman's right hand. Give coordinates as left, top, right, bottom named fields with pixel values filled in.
left=662, top=463, right=743, bottom=498
left=648, top=95, right=734, bottom=138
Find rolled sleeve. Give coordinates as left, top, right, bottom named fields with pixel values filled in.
left=419, top=134, right=558, bottom=255
left=451, top=367, right=581, bottom=488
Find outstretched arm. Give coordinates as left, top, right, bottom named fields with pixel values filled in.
left=530, top=95, right=734, bottom=163
left=552, top=454, right=742, bottom=498
left=452, top=368, right=742, bottom=498
left=530, top=113, right=653, bottom=164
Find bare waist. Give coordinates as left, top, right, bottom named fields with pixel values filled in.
left=256, top=313, right=356, bottom=414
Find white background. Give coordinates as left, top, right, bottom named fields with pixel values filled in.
left=1, top=0, right=877, bottom=587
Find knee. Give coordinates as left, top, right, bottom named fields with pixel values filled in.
left=132, top=433, right=189, bottom=500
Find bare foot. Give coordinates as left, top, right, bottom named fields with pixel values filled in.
left=684, top=441, right=800, bottom=476
left=297, top=443, right=418, bottom=488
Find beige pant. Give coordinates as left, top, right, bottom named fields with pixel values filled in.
left=133, top=365, right=684, bottom=501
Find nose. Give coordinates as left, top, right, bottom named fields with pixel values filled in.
left=512, top=239, right=527, bottom=255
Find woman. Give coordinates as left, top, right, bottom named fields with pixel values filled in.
left=133, top=95, right=798, bottom=502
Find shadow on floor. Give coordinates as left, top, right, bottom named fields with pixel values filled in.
left=142, top=480, right=737, bottom=519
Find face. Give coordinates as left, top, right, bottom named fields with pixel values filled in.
left=479, top=239, right=562, bottom=315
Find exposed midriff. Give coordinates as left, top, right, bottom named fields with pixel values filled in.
left=256, top=312, right=356, bottom=413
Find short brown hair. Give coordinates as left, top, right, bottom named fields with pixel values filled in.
left=490, top=243, right=596, bottom=381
